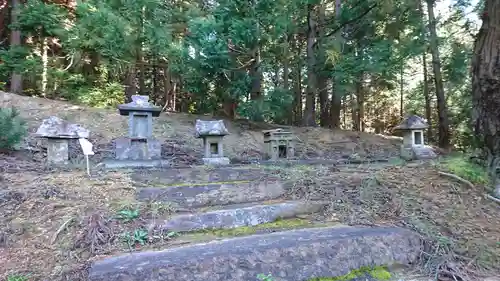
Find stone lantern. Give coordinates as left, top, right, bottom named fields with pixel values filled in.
left=115, top=95, right=162, bottom=160
left=195, top=119, right=230, bottom=165
left=35, top=116, right=90, bottom=165
left=262, top=129, right=296, bottom=161
left=394, top=115, right=436, bottom=160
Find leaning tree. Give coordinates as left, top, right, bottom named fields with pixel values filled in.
left=471, top=0, right=500, bottom=196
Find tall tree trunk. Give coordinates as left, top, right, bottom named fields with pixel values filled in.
left=317, top=1, right=329, bottom=127
left=41, top=37, right=48, bottom=97
left=283, top=34, right=292, bottom=124
left=303, top=4, right=317, bottom=126
left=293, top=36, right=303, bottom=125
left=350, top=93, right=358, bottom=131
left=419, top=0, right=432, bottom=141
left=426, top=0, right=451, bottom=148
left=400, top=60, right=404, bottom=117
left=9, top=0, right=22, bottom=94
left=249, top=47, right=262, bottom=100
left=471, top=0, right=500, bottom=197
left=124, top=64, right=137, bottom=102
left=422, top=51, right=433, bottom=140
left=329, top=0, right=343, bottom=128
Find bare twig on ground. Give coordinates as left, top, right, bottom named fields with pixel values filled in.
left=438, top=171, right=475, bottom=189
left=51, top=217, right=75, bottom=244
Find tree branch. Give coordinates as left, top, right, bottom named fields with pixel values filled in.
left=324, top=3, right=378, bottom=38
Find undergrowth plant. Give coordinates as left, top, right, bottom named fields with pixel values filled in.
left=0, top=107, right=27, bottom=151
left=439, top=154, right=488, bottom=185
left=121, top=228, right=149, bottom=248
left=116, top=208, right=140, bottom=222
left=7, top=274, right=30, bottom=281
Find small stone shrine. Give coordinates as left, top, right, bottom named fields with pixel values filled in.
left=395, top=115, right=436, bottom=160
left=115, top=95, right=162, bottom=161
left=262, top=129, right=296, bottom=161
left=35, top=116, right=90, bottom=165
left=195, top=119, right=230, bottom=165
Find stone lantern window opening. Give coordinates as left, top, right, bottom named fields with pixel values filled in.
left=210, top=142, right=219, bottom=156
left=413, top=130, right=423, bottom=146
left=278, top=145, right=287, bottom=158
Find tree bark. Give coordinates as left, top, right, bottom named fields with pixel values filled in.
left=471, top=0, right=500, bottom=196
left=317, top=1, right=329, bottom=127
left=9, top=0, right=22, bottom=94
left=124, top=64, right=137, bottom=102
left=426, top=0, right=451, bottom=148
left=422, top=51, right=433, bottom=140
left=303, top=4, right=317, bottom=126
left=329, top=0, right=343, bottom=128
left=293, top=35, right=303, bottom=125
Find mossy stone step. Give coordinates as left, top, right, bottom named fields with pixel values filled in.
left=136, top=179, right=285, bottom=208
left=157, top=200, right=327, bottom=233
left=88, top=226, right=422, bottom=281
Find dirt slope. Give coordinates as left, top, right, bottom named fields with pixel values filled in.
left=0, top=91, right=401, bottom=167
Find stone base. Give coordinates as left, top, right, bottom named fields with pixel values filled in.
left=101, top=159, right=171, bottom=169
left=115, top=137, right=161, bottom=160
left=88, top=226, right=422, bottom=281
left=202, top=157, right=230, bottom=166
left=401, top=145, right=437, bottom=161
left=46, top=138, right=70, bottom=165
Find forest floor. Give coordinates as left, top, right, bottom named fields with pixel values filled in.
left=1, top=91, right=500, bottom=281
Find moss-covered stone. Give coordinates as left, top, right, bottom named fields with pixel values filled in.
left=307, top=266, right=392, bottom=281
left=145, top=180, right=252, bottom=188
left=199, top=218, right=313, bottom=237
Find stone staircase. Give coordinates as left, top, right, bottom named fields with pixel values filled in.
left=88, top=165, right=424, bottom=281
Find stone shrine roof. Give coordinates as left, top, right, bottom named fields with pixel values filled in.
left=118, top=95, right=161, bottom=117
left=35, top=116, right=90, bottom=139
left=394, top=115, right=429, bottom=130
left=195, top=119, right=229, bottom=138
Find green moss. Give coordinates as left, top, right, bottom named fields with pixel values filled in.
left=307, top=266, right=391, bottom=281
left=193, top=218, right=313, bottom=237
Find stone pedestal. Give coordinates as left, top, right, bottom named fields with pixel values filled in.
left=263, top=129, right=296, bottom=161
left=46, top=138, right=70, bottom=164
left=195, top=120, right=230, bottom=166
left=115, top=137, right=161, bottom=160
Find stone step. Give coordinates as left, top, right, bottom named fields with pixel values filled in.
left=130, top=166, right=276, bottom=185
left=136, top=179, right=285, bottom=208
left=157, top=200, right=327, bottom=233
left=88, top=226, right=422, bottom=281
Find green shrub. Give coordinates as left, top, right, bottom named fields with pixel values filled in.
left=76, top=82, right=125, bottom=108
left=440, top=154, right=489, bottom=185
left=0, top=107, right=27, bottom=151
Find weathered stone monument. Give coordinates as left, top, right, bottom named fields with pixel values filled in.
left=35, top=116, right=90, bottom=165
left=262, top=129, right=296, bottom=161
left=115, top=95, right=162, bottom=161
left=395, top=115, right=436, bottom=160
left=195, top=119, right=230, bottom=165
